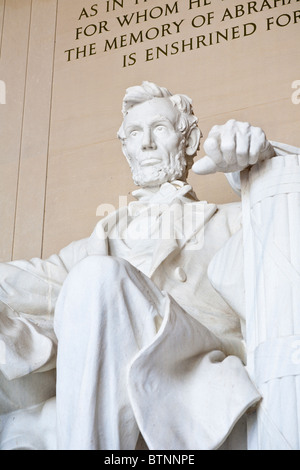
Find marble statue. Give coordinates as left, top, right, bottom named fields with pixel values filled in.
left=0, top=82, right=299, bottom=450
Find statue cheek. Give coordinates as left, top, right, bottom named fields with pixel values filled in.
left=168, top=134, right=183, bottom=149
left=124, top=142, right=137, bottom=160
left=129, top=140, right=142, bottom=156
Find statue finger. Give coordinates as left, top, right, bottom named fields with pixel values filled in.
left=203, top=135, right=223, bottom=164
left=249, top=127, right=266, bottom=165
left=236, top=127, right=250, bottom=169
left=220, top=130, right=237, bottom=165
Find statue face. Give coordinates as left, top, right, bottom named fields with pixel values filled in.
left=122, top=98, right=187, bottom=187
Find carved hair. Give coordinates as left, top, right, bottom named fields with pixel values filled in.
left=118, top=81, right=202, bottom=157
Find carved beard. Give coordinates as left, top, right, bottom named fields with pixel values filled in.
left=129, top=143, right=188, bottom=188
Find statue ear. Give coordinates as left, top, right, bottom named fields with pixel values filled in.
left=185, top=127, right=202, bottom=157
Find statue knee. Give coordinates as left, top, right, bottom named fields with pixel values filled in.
left=56, top=256, right=132, bottom=332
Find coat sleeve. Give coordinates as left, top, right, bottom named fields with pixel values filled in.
left=0, top=227, right=108, bottom=381
left=128, top=293, right=260, bottom=450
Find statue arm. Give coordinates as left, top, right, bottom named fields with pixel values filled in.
left=0, top=229, right=107, bottom=380
left=0, top=220, right=107, bottom=317
left=0, top=237, right=91, bottom=316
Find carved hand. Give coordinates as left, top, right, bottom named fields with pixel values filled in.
left=192, top=119, right=276, bottom=175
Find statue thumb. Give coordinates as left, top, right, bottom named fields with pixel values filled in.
left=192, top=156, right=217, bottom=175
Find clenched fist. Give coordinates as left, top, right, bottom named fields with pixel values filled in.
left=192, top=120, right=276, bottom=175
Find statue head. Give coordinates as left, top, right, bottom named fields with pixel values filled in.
left=118, top=81, right=202, bottom=188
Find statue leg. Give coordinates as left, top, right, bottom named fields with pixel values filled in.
left=54, top=255, right=166, bottom=450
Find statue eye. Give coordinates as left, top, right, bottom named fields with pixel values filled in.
left=130, top=130, right=139, bottom=137
left=155, top=125, right=166, bottom=133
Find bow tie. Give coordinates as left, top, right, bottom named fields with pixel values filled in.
left=131, top=180, right=198, bottom=205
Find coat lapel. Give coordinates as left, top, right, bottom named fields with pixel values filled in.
left=149, top=200, right=218, bottom=277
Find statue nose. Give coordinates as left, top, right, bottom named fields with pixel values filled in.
left=141, top=129, right=157, bottom=150
left=142, top=142, right=157, bottom=150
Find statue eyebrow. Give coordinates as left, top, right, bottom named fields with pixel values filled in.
left=149, top=115, right=172, bottom=126
left=125, top=123, right=143, bottom=131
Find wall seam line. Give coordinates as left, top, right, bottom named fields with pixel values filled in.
left=0, top=0, right=6, bottom=59
left=11, top=0, right=33, bottom=261
left=41, top=0, right=59, bottom=259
